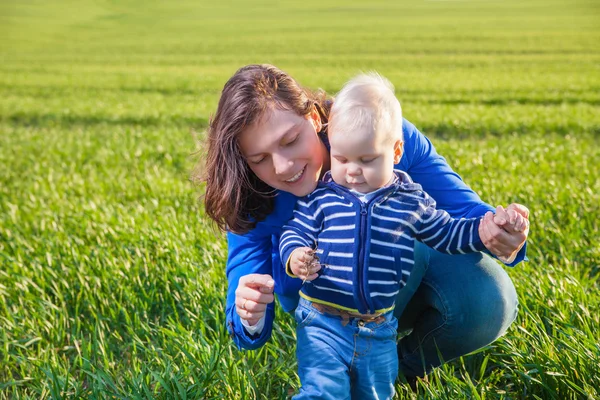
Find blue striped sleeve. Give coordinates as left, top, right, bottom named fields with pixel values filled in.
left=279, top=195, right=324, bottom=269
left=415, top=191, right=487, bottom=254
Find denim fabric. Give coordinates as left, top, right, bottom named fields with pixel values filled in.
left=294, top=298, right=398, bottom=400
left=394, top=241, right=519, bottom=377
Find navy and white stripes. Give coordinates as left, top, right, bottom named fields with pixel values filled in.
left=280, top=170, right=486, bottom=314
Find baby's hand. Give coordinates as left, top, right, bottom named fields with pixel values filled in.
left=289, top=247, right=321, bottom=282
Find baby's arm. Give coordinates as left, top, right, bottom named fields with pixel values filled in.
left=279, top=196, right=325, bottom=281
left=412, top=191, right=487, bottom=254
left=414, top=194, right=530, bottom=261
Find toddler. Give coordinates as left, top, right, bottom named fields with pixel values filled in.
left=279, top=73, right=526, bottom=399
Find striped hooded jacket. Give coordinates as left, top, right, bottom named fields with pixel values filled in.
left=279, top=170, right=487, bottom=315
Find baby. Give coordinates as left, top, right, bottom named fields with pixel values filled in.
left=279, top=73, right=526, bottom=399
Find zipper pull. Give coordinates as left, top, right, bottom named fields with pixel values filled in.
left=360, top=204, right=367, bottom=215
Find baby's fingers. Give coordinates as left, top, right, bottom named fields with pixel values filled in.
left=299, top=248, right=317, bottom=263
left=303, top=264, right=321, bottom=282
left=514, top=215, right=529, bottom=233
left=291, top=247, right=314, bottom=263
left=503, top=213, right=526, bottom=233
left=290, top=260, right=306, bottom=277
left=300, top=262, right=322, bottom=282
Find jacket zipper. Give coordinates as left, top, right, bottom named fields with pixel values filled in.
left=357, top=202, right=369, bottom=313
left=332, top=182, right=396, bottom=314
left=357, top=189, right=397, bottom=314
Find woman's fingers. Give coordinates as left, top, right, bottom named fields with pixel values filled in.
left=507, top=209, right=518, bottom=224
left=240, top=274, right=275, bottom=291
left=236, top=299, right=267, bottom=313
left=502, top=209, right=520, bottom=233
left=237, top=275, right=274, bottom=301
left=493, top=205, right=509, bottom=226
left=480, top=212, right=501, bottom=254
left=480, top=211, right=527, bottom=261
left=237, top=307, right=264, bottom=323
left=480, top=212, right=513, bottom=257
left=516, top=215, right=530, bottom=233
left=505, top=212, right=529, bottom=233
left=236, top=300, right=266, bottom=324
left=259, top=284, right=275, bottom=294
left=506, top=203, right=530, bottom=219
left=236, top=281, right=274, bottom=303
left=236, top=286, right=275, bottom=305
left=235, top=274, right=275, bottom=322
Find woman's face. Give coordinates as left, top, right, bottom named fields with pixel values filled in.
left=239, top=108, right=329, bottom=197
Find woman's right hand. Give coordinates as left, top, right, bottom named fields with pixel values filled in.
left=235, top=274, right=275, bottom=326
left=479, top=203, right=530, bottom=263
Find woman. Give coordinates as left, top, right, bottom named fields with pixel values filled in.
left=198, top=64, right=528, bottom=380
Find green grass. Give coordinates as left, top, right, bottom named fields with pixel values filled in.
left=1, top=0, right=599, bottom=398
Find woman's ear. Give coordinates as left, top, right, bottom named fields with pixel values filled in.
left=309, top=107, right=322, bottom=132
left=393, top=140, right=404, bottom=163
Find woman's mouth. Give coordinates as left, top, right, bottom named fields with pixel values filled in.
left=285, top=166, right=306, bottom=183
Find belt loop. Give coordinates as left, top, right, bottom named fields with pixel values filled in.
left=341, top=314, right=349, bottom=327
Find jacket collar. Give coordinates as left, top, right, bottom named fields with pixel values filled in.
left=320, top=169, right=422, bottom=193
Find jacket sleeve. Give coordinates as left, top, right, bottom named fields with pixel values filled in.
left=225, top=230, right=276, bottom=350
left=413, top=191, right=487, bottom=254
left=400, top=119, right=527, bottom=266
left=279, top=197, right=322, bottom=270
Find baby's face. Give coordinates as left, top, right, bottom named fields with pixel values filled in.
left=329, top=126, right=402, bottom=193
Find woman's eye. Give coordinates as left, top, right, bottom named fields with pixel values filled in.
left=250, top=157, right=266, bottom=164
left=285, top=135, right=299, bottom=146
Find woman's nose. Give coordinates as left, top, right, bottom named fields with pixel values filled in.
left=272, top=153, right=293, bottom=175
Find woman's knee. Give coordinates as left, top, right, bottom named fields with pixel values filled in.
left=447, top=256, right=519, bottom=347
left=422, top=246, right=519, bottom=348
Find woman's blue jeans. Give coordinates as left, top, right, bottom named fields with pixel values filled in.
left=394, top=241, right=519, bottom=377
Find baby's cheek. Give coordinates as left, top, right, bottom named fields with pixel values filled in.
left=330, top=168, right=344, bottom=184
left=366, top=168, right=380, bottom=183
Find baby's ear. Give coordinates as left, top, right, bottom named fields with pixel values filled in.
left=393, top=140, right=404, bottom=163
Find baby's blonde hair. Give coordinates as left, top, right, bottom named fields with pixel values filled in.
left=329, top=72, right=403, bottom=144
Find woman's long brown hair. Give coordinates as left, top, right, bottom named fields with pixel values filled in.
left=194, top=64, right=331, bottom=234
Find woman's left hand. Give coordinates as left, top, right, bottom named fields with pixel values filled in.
left=479, top=203, right=530, bottom=263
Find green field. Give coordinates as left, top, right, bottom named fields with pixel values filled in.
left=1, top=0, right=599, bottom=398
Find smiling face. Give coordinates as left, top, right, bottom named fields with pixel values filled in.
left=238, top=108, right=330, bottom=197
left=329, top=124, right=402, bottom=193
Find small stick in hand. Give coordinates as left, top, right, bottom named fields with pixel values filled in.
left=302, top=249, right=316, bottom=284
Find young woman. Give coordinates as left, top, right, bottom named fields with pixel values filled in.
left=199, top=64, right=529, bottom=380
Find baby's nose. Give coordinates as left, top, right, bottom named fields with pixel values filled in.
left=347, top=164, right=362, bottom=175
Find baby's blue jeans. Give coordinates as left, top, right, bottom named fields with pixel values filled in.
left=293, top=297, right=398, bottom=400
